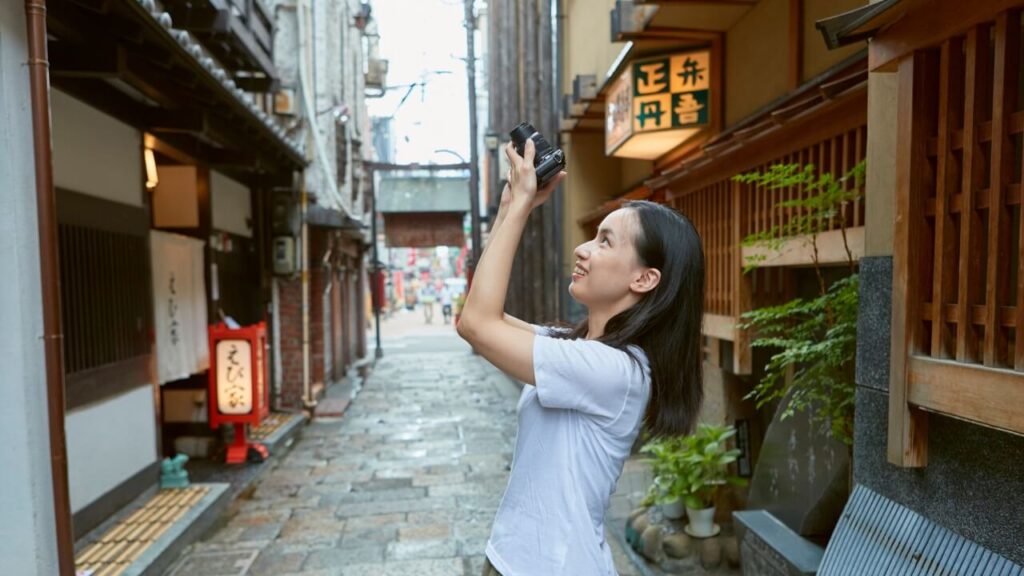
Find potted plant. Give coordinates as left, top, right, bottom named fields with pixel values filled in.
left=678, top=424, right=746, bottom=538
left=639, top=435, right=688, bottom=519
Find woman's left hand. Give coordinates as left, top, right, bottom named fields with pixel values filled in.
left=506, top=139, right=566, bottom=211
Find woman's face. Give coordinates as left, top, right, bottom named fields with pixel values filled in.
left=569, top=208, right=649, bottom=308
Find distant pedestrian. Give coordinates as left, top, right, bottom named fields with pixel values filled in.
left=421, top=283, right=437, bottom=324
left=440, top=285, right=454, bottom=324
left=458, top=139, right=705, bottom=576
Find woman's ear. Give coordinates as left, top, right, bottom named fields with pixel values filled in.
left=631, top=267, right=661, bottom=294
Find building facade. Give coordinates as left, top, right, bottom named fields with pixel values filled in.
left=817, top=0, right=1024, bottom=569
left=484, top=0, right=563, bottom=324
left=0, top=0, right=379, bottom=571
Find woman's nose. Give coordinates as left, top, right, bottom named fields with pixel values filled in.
left=574, top=244, right=591, bottom=260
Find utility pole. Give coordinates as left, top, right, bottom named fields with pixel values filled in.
left=369, top=172, right=383, bottom=359
left=464, top=0, right=482, bottom=281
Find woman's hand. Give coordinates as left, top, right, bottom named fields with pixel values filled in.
left=505, top=139, right=566, bottom=211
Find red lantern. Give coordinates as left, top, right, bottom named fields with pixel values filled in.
left=208, top=322, right=270, bottom=463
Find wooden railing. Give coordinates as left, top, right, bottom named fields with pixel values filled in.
left=671, top=127, right=867, bottom=372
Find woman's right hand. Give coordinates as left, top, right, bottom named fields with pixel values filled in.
left=505, top=139, right=566, bottom=211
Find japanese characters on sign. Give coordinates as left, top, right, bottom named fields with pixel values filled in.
left=605, top=50, right=711, bottom=156
left=605, top=68, right=634, bottom=154
left=215, top=339, right=253, bottom=415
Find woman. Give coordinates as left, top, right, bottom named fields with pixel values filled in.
left=457, top=138, right=705, bottom=576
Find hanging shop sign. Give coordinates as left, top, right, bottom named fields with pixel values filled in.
left=606, top=50, right=711, bottom=160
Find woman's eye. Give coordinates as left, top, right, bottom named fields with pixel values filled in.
left=600, top=237, right=610, bottom=246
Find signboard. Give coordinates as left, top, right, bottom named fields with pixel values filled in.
left=215, top=339, right=253, bottom=415
left=606, top=50, right=711, bottom=159
left=384, top=212, right=466, bottom=248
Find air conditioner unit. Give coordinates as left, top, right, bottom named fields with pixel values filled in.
left=572, top=74, right=597, bottom=103
left=366, top=58, right=389, bottom=90
left=611, top=0, right=657, bottom=41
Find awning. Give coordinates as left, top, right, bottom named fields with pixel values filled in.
left=815, top=0, right=905, bottom=50
left=377, top=176, right=471, bottom=213
left=46, top=0, right=306, bottom=177
left=306, top=204, right=366, bottom=231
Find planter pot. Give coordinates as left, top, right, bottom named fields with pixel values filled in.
left=685, top=505, right=717, bottom=538
left=661, top=500, right=685, bottom=520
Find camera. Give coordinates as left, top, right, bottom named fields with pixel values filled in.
left=510, top=122, right=566, bottom=187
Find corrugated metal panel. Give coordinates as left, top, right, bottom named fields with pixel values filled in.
left=819, top=485, right=1023, bottom=576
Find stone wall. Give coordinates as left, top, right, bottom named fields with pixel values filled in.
left=854, top=256, right=1024, bottom=565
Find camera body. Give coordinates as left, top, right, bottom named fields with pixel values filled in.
left=510, top=122, right=566, bottom=187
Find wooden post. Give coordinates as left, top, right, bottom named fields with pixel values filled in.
left=889, top=51, right=936, bottom=468
left=732, top=180, right=752, bottom=375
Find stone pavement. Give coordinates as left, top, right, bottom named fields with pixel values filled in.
left=165, top=321, right=643, bottom=576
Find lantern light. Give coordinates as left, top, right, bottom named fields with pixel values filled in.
left=145, top=148, right=159, bottom=190
left=208, top=322, right=270, bottom=464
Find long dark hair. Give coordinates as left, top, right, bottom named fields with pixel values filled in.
left=553, top=200, right=704, bottom=436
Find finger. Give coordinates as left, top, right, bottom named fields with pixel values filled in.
left=504, top=141, right=520, bottom=171
left=539, top=171, right=566, bottom=195
left=524, top=138, right=536, bottom=166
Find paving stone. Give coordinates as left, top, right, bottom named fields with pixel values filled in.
left=303, top=544, right=386, bottom=568
left=249, top=548, right=307, bottom=575
left=339, top=557, right=463, bottom=576
left=162, top=333, right=652, bottom=576
left=385, top=538, right=458, bottom=561
left=398, top=523, right=450, bottom=540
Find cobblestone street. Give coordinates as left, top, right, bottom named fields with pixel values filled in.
left=166, top=313, right=643, bottom=575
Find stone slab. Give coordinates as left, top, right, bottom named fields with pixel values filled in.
left=733, top=510, right=823, bottom=576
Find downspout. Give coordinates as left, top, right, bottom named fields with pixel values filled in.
left=24, top=0, right=75, bottom=573
left=554, top=0, right=566, bottom=322
left=297, top=0, right=314, bottom=409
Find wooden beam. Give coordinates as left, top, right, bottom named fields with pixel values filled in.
left=740, top=227, right=864, bottom=268
left=869, top=0, right=1024, bottom=71
left=984, top=11, right=1017, bottom=366
left=929, top=38, right=962, bottom=360
left=616, top=27, right=721, bottom=42
left=704, top=313, right=735, bottom=342
left=49, top=41, right=119, bottom=78
left=907, top=356, right=1024, bottom=436
left=731, top=180, right=752, bottom=375
left=956, top=27, right=988, bottom=364
left=889, top=51, right=936, bottom=468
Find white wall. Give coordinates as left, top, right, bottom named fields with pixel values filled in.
left=65, top=386, right=158, bottom=513
left=211, top=170, right=253, bottom=238
left=49, top=89, right=159, bottom=516
left=0, top=0, right=60, bottom=571
left=51, top=89, right=143, bottom=207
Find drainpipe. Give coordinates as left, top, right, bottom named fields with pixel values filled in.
left=297, top=0, right=314, bottom=410
left=24, top=0, right=74, bottom=573
left=301, top=181, right=313, bottom=409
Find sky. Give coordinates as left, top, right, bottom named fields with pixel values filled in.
left=366, top=0, right=477, bottom=165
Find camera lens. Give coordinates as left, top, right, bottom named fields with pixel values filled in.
left=510, top=122, right=535, bottom=155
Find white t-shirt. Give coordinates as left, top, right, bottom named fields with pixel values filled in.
left=485, top=326, right=651, bottom=576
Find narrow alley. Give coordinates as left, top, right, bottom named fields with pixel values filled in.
left=164, top=318, right=642, bottom=575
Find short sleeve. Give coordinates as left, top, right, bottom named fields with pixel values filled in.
left=532, top=334, right=646, bottom=425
